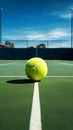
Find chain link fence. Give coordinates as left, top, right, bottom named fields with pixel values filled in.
left=2, top=40, right=71, bottom=48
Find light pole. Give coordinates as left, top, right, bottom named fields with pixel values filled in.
left=0, top=8, right=3, bottom=44
left=70, top=8, right=73, bottom=48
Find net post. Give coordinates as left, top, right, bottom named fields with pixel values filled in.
left=70, top=8, right=73, bottom=48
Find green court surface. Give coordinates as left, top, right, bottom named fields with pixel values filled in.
left=0, top=60, right=73, bottom=130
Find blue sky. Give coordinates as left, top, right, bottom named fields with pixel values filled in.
left=0, top=0, right=73, bottom=41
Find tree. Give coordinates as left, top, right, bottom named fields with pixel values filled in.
left=37, top=43, right=46, bottom=48
left=11, top=43, right=14, bottom=48
left=5, top=41, right=14, bottom=48
left=28, top=46, right=35, bottom=48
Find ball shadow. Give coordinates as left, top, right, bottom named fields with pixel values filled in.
left=7, top=79, right=36, bottom=84
left=7, top=79, right=40, bottom=84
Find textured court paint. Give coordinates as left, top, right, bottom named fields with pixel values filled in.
left=29, top=82, right=42, bottom=130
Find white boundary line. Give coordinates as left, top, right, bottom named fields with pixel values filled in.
left=0, top=75, right=73, bottom=78
left=0, top=76, right=27, bottom=77
left=29, top=82, right=42, bottom=130
left=0, top=61, right=19, bottom=66
left=55, top=62, right=73, bottom=66
left=46, top=76, right=73, bottom=77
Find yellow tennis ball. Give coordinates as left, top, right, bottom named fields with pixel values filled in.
left=25, top=57, right=48, bottom=81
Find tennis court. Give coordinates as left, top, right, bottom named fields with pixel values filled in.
left=0, top=60, right=73, bottom=130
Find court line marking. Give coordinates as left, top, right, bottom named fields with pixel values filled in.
left=54, top=62, right=73, bottom=66
left=0, top=76, right=73, bottom=78
left=46, top=76, right=73, bottom=78
left=29, top=82, right=42, bottom=130
left=0, top=76, right=27, bottom=77
left=0, top=62, right=19, bottom=66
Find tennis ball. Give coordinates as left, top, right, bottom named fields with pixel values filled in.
left=25, top=57, right=48, bottom=81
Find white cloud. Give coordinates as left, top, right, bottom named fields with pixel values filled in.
left=3, top=28, right=70, bottom=41
left=3, top=35, right=12, bottom=39
left=3, top=35, right=25, bottom=40
left=43, top=11, right=71, bottom=19
left=26, top=34, right=44, bottom=40
left=50, top=11, right=71, bottom=19
left=59, top=13, right=71, bottom=19
left=3, top=28, right=71, bottom=48
left=26, top=28, right=70, bottom=40
left=48, top=28, right=70, bottom=39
